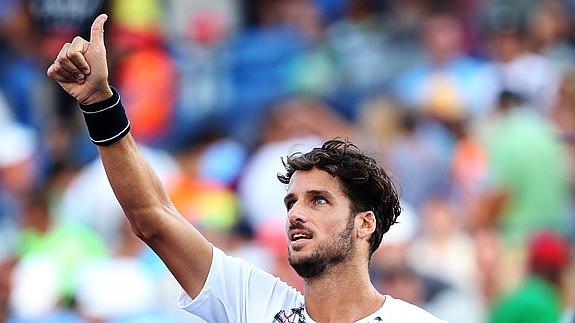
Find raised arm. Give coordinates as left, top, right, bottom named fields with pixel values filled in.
left=46, top=14, right=212, bottom=298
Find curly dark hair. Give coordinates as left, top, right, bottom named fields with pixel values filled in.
left=277, top=139, right=401, bottom=258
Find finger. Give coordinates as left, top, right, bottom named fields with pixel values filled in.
left=48, top=60, right=77, bottom=83
left=55, top=43, right=85, bottom=82
left=90, top=14, right=108, bottom=50
left=67, top=36, right=91, bottom=74
left=47, top=44, right=76, bottom=83
left=48, top=69, right=75, bottom=83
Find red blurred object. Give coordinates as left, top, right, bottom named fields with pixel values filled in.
left=116, top=47, right=177, bottom=143
left=255, top=216, right=288, bottom=257
left=186, top=10, right=226, bottom=45
left=110, top=25, right=164, bottom=51
left=528, top=230, right=570, bottom=270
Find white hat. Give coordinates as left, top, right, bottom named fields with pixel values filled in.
left=0, top=122, right=37, bottom=168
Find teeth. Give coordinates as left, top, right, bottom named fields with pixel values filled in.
left=293, top=234, right=309, bottom=241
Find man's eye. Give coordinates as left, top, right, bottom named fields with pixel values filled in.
left=285, top=200, right=296, bottom=211
left=313, top=196, right=327, bottom=205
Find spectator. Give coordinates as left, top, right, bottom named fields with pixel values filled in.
left=489, top=230, right=570, bottom=323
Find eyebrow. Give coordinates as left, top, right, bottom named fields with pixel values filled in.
left=283, top=189, right=336, bottom=206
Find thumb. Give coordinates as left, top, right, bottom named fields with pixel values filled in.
left=90, top=14, right=108, bottom=50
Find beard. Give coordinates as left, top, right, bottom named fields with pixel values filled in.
left=288, top=216, right=355, bottom=279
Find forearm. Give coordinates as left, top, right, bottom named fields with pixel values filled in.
left=98, top=134, right=175, bottom=239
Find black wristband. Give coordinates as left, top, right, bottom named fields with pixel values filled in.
left=79, top=88, right=131, bottom=146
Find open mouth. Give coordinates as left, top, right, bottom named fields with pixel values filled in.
left=292, top=234, right=311, bottom=241
left=289, top=230, right=313, bottom=242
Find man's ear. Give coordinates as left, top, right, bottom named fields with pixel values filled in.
left=356, top=211, right=376, bottom=239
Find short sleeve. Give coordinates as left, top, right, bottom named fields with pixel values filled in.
left=177, top=246, right=303, bottom=322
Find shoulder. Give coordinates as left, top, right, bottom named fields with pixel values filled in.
left=380, top=295, right=448, bottom=323
left=179, top=246, right=304, bottom=322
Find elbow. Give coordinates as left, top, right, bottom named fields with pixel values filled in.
left=128, top=217, right=158, bottom=241
left=130, top=223, right=151, bottom=241
left=125, top=204, right=177, bottom=242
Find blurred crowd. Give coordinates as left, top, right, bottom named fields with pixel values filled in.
left=0, top=0, right=574, bottom=322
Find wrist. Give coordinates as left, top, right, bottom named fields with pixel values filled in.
left=79, top=87, right=131, bottom=146
left=80, top=87, right=114, bottom=105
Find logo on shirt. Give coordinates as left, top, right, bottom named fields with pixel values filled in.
left=273, top=307, right=306, bottom=323
left=273, top=307, right=382, bottom=322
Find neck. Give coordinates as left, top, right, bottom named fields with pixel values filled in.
left=303, top=260, right=384, bottom=322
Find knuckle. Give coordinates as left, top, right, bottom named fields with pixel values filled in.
left=67, top=50, right=81, bottom=59
left=58, top=47, right=67, bottom=57
left=57, top=58, right=71, bottom=69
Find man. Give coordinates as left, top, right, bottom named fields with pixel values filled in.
left=47, top=14, right=447, bottom=322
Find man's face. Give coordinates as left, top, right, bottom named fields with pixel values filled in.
left=283, top=168, right=356, bottom=279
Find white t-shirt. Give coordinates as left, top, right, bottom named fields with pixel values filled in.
left=178, top=247, right=447, bottom=322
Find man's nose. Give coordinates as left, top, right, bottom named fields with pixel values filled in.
left=287, top=202, right=306, bottom=224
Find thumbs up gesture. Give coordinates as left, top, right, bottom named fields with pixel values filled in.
left=47, top=14, right=113, bottom=105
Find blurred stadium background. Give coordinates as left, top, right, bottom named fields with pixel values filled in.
left=0, top=0, right=574, bottom=322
